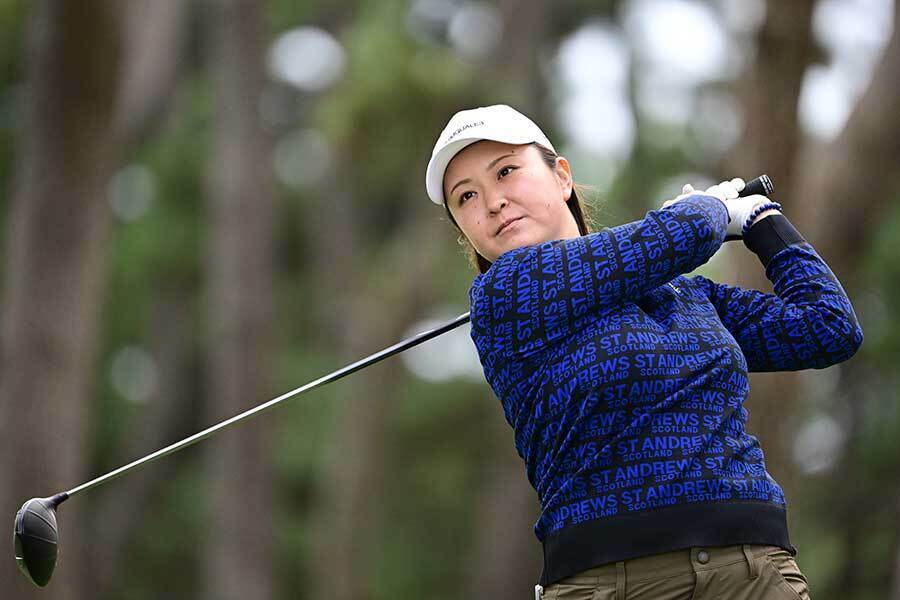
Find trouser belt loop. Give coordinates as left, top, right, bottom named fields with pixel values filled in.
left=615, top=560, right=626, bottom=600
left=742, top=544, right=759, bottom=579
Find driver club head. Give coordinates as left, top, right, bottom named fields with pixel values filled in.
left=13, top=493, right=68, bottom=587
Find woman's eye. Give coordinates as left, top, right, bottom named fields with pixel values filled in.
left=459, top=191, right=475, bottom=205
left=498, top=165, right=516, bottom=179
left=497, top=165, right=518, bottom=179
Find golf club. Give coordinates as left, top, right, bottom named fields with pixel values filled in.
left=12, top=174, right=773, bottom=587
left=13, top=311, right=471, bottom=587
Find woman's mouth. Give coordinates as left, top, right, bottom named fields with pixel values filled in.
left=496, top=217, right=524, bottom=236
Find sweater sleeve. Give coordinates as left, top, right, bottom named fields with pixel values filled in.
left=469, top=194, right=728, bottom=359
left=691, top=214, right=863, bottom=372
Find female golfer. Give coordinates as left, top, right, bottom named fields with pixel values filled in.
left=425, top=105, right=862, bottom=600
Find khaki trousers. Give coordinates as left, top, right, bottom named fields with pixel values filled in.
left=539, top=544, right=810, bottom=600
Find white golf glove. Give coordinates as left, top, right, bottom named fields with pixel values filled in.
left=661, top=178, right=743, bottom=208
left=661, top=183, right=704, bottom=208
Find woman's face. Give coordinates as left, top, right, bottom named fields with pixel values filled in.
left=444, top=140, right=580, bottom=263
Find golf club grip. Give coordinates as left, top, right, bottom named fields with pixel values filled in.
left=738, top=174, right=774, bottom=198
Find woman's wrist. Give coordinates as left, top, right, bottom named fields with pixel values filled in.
left=749, top=208, right=781, bottom=226
left=742, top=201, right=783, bottom=236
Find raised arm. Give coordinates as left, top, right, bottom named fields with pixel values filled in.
left=691, top=215, right=863, bottom=372
left=469, top=194, right=728, bottom=359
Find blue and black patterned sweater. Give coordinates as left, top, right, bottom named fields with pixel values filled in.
left=467, top=194, right=863, bottom=585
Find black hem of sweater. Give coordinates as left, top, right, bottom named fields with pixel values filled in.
left=743, top=214, right=806, bottom=267
left=539, top=501, right=795, bottom=586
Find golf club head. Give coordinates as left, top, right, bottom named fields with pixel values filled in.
left=13, top=493, right=67, bottom=587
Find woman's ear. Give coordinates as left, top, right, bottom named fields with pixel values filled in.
left=555, top=156, right=574, bottom=200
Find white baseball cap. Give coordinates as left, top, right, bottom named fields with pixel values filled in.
left=425, top=104, right=556, bottom=205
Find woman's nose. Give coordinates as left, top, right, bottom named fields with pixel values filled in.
left=486, top=191, right=508, bottom=214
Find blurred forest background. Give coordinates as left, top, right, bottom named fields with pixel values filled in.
left=1, top=0, right=898, bottom=598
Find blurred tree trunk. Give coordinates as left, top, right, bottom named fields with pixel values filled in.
left=305, top=157, right=393, bottom=600
left=309, top=367, right=397, bottom=600
left=201, top=1, right=277, bottom=599
left=306, top=166, right=445, bottom=599
left=792, top=5, right=900, bottom=266
left=0, top=1, right=121, bottom=597
left=92, top=286, right=196, bottom=598
left=113, top=0, right=190, bottom=151
left=491, top=0, right=550, bottom=114
left=724, top=0, right=819, bottom=193
left=86, top=3, right=191, bottom=594
left=463, top=414, right=543, bottom=599
left=720, top=0, right=818, bottom=500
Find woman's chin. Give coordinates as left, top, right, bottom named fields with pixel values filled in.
left=496, top=232, right=535, bottom=254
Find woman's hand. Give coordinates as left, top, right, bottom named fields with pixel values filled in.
left=661, top=183, right=701, bottom=209
left=663, top=178, right=777, bottom=239
left=661, top=178, right=743, bottom=208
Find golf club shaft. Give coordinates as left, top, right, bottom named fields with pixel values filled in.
left=64, top=311, right=472, bottom=498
